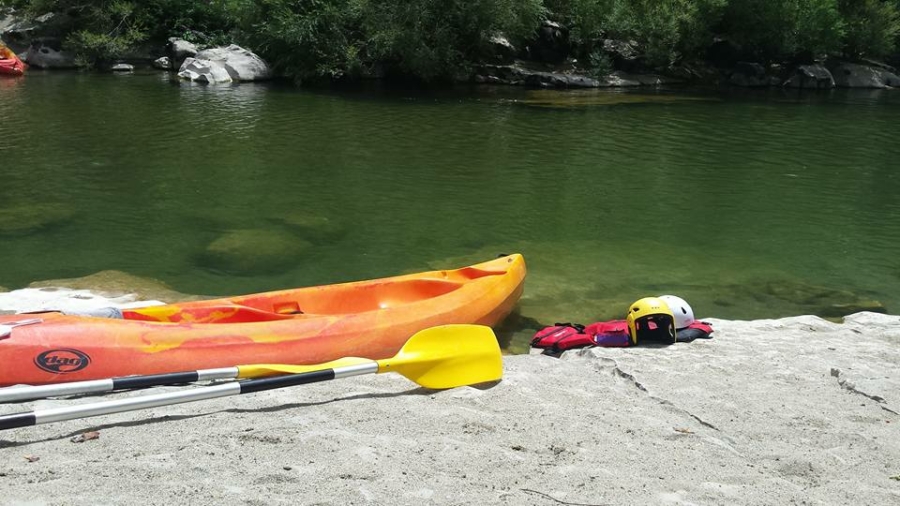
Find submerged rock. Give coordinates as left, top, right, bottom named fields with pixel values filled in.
left=0, top=286, right=163, bottom=314
left=200, top=228, right=311, bottom=275
left=269, top=212, right=345, bottom=243
left=27, top=270, right=197, bottom=304
left=0, top=203, right=74, bottom=236
left=517, top=89, right=714, bottom=108
left=761, top=280, right=887, bottom=317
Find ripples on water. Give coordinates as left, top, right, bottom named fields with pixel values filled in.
left=1, top=72, right=899, bottom=349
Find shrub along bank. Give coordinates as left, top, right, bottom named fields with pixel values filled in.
left=4, top=0, right=900, bottom=83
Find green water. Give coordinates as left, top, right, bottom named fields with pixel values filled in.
left=1, top=71, right=899, bottom=349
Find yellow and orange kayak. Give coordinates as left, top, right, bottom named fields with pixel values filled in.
left=0, top=45, right=26, bottom=77
left=0, top=254, right=525, bottom=386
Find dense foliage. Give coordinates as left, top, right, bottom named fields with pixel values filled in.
left=238, top=0, right=359, bottom=82
left=355, top=0, right=544, bottom=80
left=5, top=0, right=900, bottom=81
left=5, top=0, right=243, bottom=65
left=546, top=0, right=727, bottom=67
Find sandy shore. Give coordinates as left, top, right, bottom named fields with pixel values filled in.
left=1, top=289, right=899, bottom=505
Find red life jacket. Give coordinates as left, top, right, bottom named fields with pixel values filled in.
left=531, top=320, right=713, bottom=354
left=530, top=323, right=592, bottom=354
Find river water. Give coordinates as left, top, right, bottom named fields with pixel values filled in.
left=1, top=71, right=898, bottom=350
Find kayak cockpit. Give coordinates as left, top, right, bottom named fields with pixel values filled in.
left=122, top=278, right=465, bottom=323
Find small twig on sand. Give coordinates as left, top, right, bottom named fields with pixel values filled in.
left=521, top=489, right=609, bottom=506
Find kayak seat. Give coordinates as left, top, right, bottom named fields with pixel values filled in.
left=273, top=301, right=303, bottom=315
left=447, top=266, right=508, bottom=281
left=285, top=278, right=463, bottom=314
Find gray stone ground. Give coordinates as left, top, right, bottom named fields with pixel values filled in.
left=1, top=313, right=898, bottom=505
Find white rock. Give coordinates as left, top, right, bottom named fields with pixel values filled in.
left=178, top=56, right=234, bottom=83
left=177, top=44, right=271, bottom=83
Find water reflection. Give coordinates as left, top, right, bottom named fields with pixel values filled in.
left=173, top=80, right=270, bottom=140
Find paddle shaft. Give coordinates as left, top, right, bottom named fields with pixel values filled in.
left=0, top=363, right=377, bottom=430
left=0, top=368, right=240, bottom=404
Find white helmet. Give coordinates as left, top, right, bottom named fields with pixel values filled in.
left=658, top=295, right=695, bottom=330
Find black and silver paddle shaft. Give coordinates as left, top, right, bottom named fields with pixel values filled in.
left=0, top=363, right=376, bottom=430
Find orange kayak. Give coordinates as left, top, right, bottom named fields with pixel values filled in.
left=0, top=254, right=525, bottom=386
left=0, top=46, right=26, bottom=77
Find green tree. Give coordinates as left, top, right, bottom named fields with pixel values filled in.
left=720, top=0, right=845, bottom=61
left=14, top=0, right=244, bottom=65
left=356, top=0, right=544, bottom=81
left=615, top=0, right=725, bottom=67
left=544, top=0, right=725, bottom=68
left=61, top=1, right=147, bottom=65
left=139, top=0, right=244, bottom=46
left=238, top=0, right=360, bottom=83
left=543, top=0, right=614, bottom=54
left=838, top=0, right=900, bottom=59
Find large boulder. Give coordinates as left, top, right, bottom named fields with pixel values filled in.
left=601, top=39, right=643, bottom=72
left=166, top=37, right=198, bottom=70
left=706, top=37, right=743, bottom=68
left=599, top=71, right=643, bottom=87
left=830, top=62, right=900, bottom=88
left=729, top=61, right=775, bottom=87
left=783, top=64, right=835, bottom=89
left=2, top=11, right=75, bottom=63
left=527, top=20, right=569, bottom=64
left=485, top=33, right=517, bottom=64
left=177, top=57, right=233, bottom=83
left=666, top=60, right=721, bottom=84
left=471, top=64, right=678, bottom=89
left=177, top=44, right=271, bottom=84
left=0, top=8, right=16, bottom=42
left=152, top=56, right=171, bottom=70
left=473, top=64, right=601, bottom=88
left=24, top=38, right=76, bottom=68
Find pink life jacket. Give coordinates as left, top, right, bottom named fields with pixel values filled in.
left=584, top=320, right=631, bottom=347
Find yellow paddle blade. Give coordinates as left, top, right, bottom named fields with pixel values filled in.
left=234, top=325, right=501, bottom=389
left=376, top=324, right=502, bottom=389
left=237, top=357, right=373, bottom=379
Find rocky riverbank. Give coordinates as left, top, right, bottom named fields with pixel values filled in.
left=4, top=9, right=900, bottom=90
left=1, top=311, right=898, bottom=505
